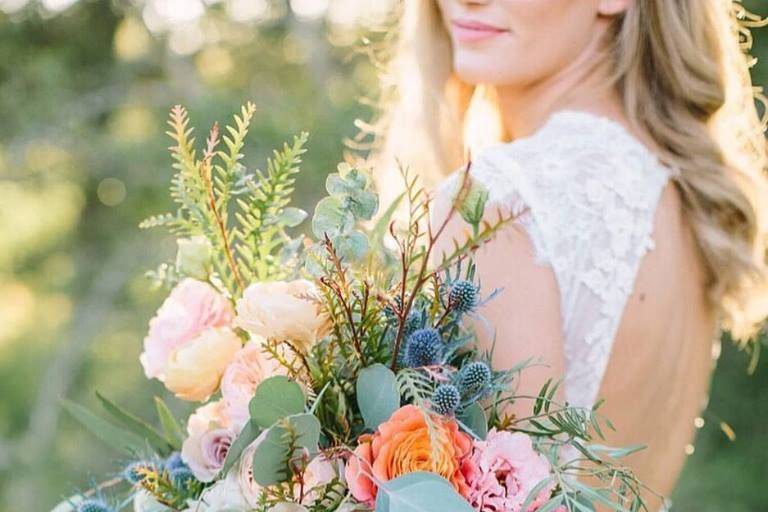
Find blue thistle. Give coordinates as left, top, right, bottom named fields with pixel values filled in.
left=460, top=361, right=492, bottom=395
left=164, top=452, right=187, bottom=472
left=448, top=280, right=479, bottom=313
left=404, top=328, right=444, bottom=367
left=76, top=500, right=112, bottom=512
left=122, top=460, right=152, bottom=484
left=170, top=467, right=195, bottom=490
left=432, top=384, right=461, bottom=415
left=403, top=310, right=424, bottom=336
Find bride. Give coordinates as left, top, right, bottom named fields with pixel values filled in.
left=365, top=0, right=768, bottom=508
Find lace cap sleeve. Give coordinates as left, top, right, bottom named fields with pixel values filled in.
left=467, top=111, right=671, bottom=408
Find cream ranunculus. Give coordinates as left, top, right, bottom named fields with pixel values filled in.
left=234, top=280, right=329, bottom=351
left=164, top=327, right=241, bottom=401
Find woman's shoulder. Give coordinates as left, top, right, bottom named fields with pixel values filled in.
left=467, top=110, right=673, bottom=208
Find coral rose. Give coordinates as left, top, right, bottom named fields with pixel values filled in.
left=344, top=405, right=472, bottom=506
left=164, top=327, right=241, bottom=401
left=234, top=280, right=329, bottom=351
left=462, top=429, right=554, bottom=512
left=140, top=278, right=233, bottom=380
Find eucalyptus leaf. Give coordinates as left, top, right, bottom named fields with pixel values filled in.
left=345, top=189, right=379, bottom=221
left=458, top=402, right=488, bottom=439
left=221, top=420, right=262, bottom=475
left=63, top=400, right=145, bottom=455
left=331, top=231, right=369, bottom=262
left=252, top=413, right=321, bottom=486
left=312, top=196, right=354, bottom=238
left=249, top=376, right=306, bottom=429
left=356, top=364, right=400, bottom=430
left=375, top=472, right=474, bottom=512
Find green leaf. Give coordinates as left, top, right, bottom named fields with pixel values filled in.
left=63, top=400, right=145, bottom=455
left=96, top=392, right=171, bottom=454
left=370, top=192, right=405, bottom=250
left=458, top=402, right=488, bottom=439
left=249, top=376, right=306, bottom=429
left=519, top=476, right=554, bottom=512
left=454, top=176, right=489, bottom=228
left=375, top=472, right=474, bottom=512
left=345, top=189, right=379, bottom=221
left=278, top=207, right=308, bottom=228
left=356, top=364, right=400, bottom=430
left=221, top=421, right=262, bottom=474
left=312, top=196, right=354, bottom=238
left=154, top=396, right=184, bottom=450
left=331, top=231, right=369, bottom=262
left=587, top=443, right=646, bottom=459
left=252, top=413, right=321, bottom=486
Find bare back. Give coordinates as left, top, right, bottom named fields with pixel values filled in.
left=433, top=110, right=718, bottom=509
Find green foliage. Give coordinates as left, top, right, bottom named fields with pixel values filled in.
left=251, top=413, right=321, bottom=486
left=95, top=392, right=172, bottom=455
left=356, top=363, right=400, bottom=430
left=141, top=104, right=310, bottom=296
left=154, top=397, right=185, bottom=451
left=62, top=401, right=146, bottom=455
left=221, top=421, right=262, bottom=475
left=375, top=472, right=474, bottom=512
left=248, top=376, right=307, bottom=429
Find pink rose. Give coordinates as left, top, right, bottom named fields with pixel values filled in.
left=221, top=339, right=283, bottom=431
left=181, top=401, right=236, bottom=482
left=140, top=279, right=233, bottom=380
left=463, top=429, right=554, bottom=512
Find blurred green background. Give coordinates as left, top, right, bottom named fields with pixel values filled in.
left=0, top=1, right=766, bottom=510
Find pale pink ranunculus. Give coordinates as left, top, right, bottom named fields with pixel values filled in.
left=462, top=429, right=554, bottom=512
left=221, top=338, right=283, bottom=431
left=234, top=280, right=330, bottom=352
left=164, top=327, right=242, bottom=402
left=182, top=401, right=236, bottom=483
left=238, top=430, right=269, bottom=508
left=140, top=278, right=234, bottom=380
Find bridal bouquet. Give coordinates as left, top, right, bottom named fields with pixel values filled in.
left=56, top=104, right=653, bottom=512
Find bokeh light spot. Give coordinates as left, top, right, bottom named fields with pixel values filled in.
left=97, top=178, right=127, bottom=207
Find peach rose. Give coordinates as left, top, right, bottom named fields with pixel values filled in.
left=164, top=327, right=241, bottom=401
left=234, top=280, right=329, bottom=351
left=344, top=405, right=472, bottom=506
left=140, top=278, right=233, bottom=380
left=220, top=338, right=283, bottom=431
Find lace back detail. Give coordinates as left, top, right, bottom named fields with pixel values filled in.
left=469, top=111, right=671, bottom=408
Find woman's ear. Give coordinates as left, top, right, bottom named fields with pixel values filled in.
left=597, top=0, right=634, bottom=16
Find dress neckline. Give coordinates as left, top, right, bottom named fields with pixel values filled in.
left=523, top=109, right=678, bottom=178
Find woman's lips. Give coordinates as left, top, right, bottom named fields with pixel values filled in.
left=451, top=19, right=510, bottom=43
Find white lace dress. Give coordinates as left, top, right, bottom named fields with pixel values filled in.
left=466, top=110, right=675, bottom=411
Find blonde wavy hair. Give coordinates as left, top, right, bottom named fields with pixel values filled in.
left=358, top=0, right=768, bottom=342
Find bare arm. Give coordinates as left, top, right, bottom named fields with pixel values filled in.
left=431, top=183, right=566, bottom=419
